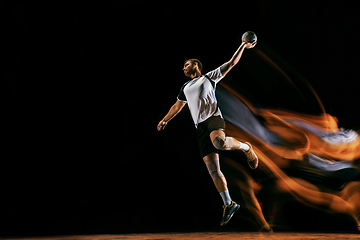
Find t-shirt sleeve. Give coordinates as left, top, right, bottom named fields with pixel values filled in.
left=177, top=83, right=187, bottom=102
left=205, top=67, right=224, bottom=84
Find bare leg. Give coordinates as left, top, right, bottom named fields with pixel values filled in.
left=210, top=129, right=259, bottom=169
left=204, top=152, right=241, bottom=225
left=203, top=152, right=228, bottom=193
left=210, top=129, right=249, bottom=151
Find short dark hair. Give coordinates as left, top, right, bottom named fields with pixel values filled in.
left=184, top=59, right=203, bottom=71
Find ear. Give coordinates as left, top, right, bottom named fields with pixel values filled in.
left=193, top=62, right=198, bottom=69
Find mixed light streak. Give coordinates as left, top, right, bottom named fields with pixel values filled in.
left=216, top=48, right=360, bottom=230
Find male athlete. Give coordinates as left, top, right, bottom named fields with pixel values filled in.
left=157, top=39, right=258, bottom=226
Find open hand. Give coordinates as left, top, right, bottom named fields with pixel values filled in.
left=244, top=41, right=257, bottom=49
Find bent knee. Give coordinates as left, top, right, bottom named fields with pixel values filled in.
left=212, top=135, right=234, bottom=150
left=212, top=134, right=226, bottom=149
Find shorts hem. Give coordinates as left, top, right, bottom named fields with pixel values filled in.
left=196, top=116, right=225, bottom=159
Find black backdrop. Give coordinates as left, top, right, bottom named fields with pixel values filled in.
left=2, top=0, right=360, bottom=236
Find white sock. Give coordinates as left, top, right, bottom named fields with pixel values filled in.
left=220, top=190, right=232, bottom=206
left=238, top=142, right=250, bottom=151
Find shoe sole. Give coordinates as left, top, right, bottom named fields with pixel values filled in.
left=220, top=204, right=240, bottom=226
left=248, top=159, right=259, bottom=169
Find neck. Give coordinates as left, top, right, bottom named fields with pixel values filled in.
left=190, top=70, right=201, bottom=79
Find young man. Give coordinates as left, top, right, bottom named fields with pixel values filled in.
left=157, top=40, right=258, bottom=226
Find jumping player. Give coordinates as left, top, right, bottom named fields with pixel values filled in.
left=157, top=39, right=258, bottom=226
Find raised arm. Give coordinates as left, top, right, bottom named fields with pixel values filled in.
left=220, top=41, right=257, bottom=77
left=157, top=100, right=187, bottom=131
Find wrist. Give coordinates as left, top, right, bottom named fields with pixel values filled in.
left=240, top=42, right=247, bottom=49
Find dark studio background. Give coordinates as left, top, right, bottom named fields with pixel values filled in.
left=2, top=0, right=360, bottom=236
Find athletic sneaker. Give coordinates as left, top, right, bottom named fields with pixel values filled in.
left=220, top=201, right=240, bottom=226
left=244, top=142, right=259, bottom=169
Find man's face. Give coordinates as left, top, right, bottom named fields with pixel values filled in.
left=183, top=61, right=195, bottom=77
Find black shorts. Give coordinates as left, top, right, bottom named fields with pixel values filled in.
left=196, top=115, right=226, bottom=158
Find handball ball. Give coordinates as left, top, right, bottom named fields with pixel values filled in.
left=242, top=31, right=257, bottom=43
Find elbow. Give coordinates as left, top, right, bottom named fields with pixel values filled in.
left=228, top=60, right=236, bottom=68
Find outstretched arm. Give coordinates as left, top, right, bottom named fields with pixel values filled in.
left=220, top=41, right=257, bottom=77
left=157, top=100, right=187, bottom=131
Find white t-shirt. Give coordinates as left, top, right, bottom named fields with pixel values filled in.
left=177, top=67, right=224, bottom=127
